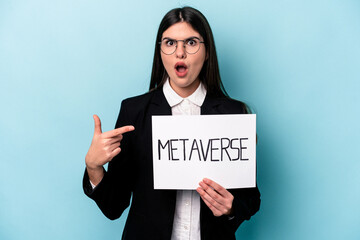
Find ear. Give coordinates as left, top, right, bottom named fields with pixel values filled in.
left=205, top=51, right=209, bottom=61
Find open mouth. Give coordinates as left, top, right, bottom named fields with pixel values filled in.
left=175, top=62, right=188, bottom=77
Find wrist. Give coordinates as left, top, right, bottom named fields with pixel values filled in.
left=85, top=155, right=103, bottom=171
left=85, top=158, right=103, bottom=171
left=86, top=164, right=103, bottom=172
left=86, top=164, right=105, bottom=186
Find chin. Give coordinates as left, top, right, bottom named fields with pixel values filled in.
left=172, top=78, right=195, bottom=88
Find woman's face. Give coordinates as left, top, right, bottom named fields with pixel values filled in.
left=160, top=22, right=206, bottom=98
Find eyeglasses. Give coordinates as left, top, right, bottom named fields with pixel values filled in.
left=159, top=37, right=205, bottom=55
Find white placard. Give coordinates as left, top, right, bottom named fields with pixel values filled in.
left=152, top=114, right=256, bottom=189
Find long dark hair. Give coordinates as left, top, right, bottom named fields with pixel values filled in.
left=149, top=7, right=228, bottom=98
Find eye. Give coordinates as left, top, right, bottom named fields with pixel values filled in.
left=165, top=39, right=176, bottom=46
left=186, top=39, right=198, bottom=46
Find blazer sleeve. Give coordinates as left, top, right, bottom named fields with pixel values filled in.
left=83, top=100, right=135, bottom=220
left=225, top=186, right=261, bottom=231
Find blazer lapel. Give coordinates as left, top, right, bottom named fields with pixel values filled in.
left=201, top=95, right=222, bottom=115
left=150, top=88, right=172, bottom=115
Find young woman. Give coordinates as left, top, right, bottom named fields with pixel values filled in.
left=83, top=7, right=260, bottom=240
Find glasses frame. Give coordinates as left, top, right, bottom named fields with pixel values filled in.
left=159, top=37, right=205, bottom=55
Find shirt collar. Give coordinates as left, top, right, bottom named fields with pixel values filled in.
left=163, top=78, right=207, bottom=107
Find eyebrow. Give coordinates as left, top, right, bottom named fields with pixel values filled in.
left=161, top=36, right=201, bottom=41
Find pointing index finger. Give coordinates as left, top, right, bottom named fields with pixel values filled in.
left=103, top=125, right=135, bottom=138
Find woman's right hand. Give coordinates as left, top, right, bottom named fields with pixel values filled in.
left=85, top=114, right=135, bottom=185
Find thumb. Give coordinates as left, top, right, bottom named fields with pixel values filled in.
left=93, top=114, right=102, bottom=135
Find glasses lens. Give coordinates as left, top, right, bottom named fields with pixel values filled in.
left=161, top=39, right=176, bottom=55
left=185, top=38, right=200, bottom=54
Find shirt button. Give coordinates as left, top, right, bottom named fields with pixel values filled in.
left=184, top=226, right=188, bottom=230
left=185, top=202, right=189, bottom=206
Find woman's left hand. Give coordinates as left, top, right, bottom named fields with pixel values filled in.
left=196, top=178, right=234, bottom=217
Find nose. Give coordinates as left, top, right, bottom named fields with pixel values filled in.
left=175, top=41, right=186, bottom=59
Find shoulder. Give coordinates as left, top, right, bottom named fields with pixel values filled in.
left=115, top=90, right=156, bottom=127
left=116, top=88, right=167, bottom=125
left=221, top=97, right=250, bottom=114
left=122, top=90, right=155, bottom=105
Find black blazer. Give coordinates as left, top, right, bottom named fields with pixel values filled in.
left=83, top=88, right=260, bottom=240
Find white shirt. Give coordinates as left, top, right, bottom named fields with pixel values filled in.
left=162, top=79, right=207, bottom=240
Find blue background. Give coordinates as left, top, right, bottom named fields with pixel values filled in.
left=1, top=0, right=359, bottom=239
